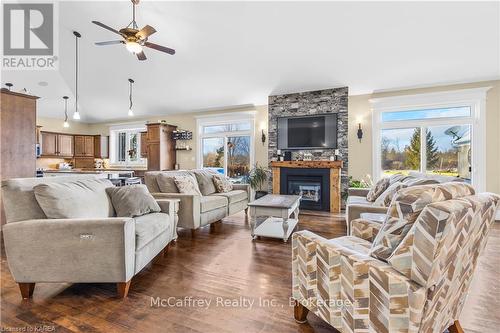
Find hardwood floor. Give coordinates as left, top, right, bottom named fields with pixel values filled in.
left=1, top=212, right=499, bottom=333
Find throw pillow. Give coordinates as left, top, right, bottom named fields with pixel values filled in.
left=174, top=176, right=202, bottom=195
left=212, top=174, right=233, bottom=193
left=366, top=177, right=391, bottom=202
left=106, top=184, right=161, bottom=217
left=369, top=182, right=475, bottom=261
left=34, top=178, right=115, bottom=219
left=156, top=171, right=194, bottom=193
left=193, top=169, right=218, bottom=195
left=372, top=181, right=408, bottom=207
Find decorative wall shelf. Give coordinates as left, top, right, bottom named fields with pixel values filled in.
left=172, top=130, right=193, bottom=140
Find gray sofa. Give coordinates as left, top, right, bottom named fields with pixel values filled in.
left=346, top=171, right=464, bottom=234
left=145, top=169, right=250, bottom=234
left=1, top=176, right=179, bottom=299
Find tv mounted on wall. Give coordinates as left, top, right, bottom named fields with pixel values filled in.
left=277, top=114, right=337, bottom=150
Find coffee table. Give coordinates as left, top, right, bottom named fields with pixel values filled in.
left=248, top=194, right=301, bottom=243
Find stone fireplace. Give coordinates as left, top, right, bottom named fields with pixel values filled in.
left=280, top=168, right=330, bottom=211
left=267, top=87, right=349, bottom=204
left=271, top=160, right=342, bottom=212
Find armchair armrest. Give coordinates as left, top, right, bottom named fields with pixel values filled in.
left=155, top=198, right=180, bottom=240
left=3, top=218, right=135, bottom=283
left=151, top=193, right=201, bottom=229
left=232, top=184, right=251, bottom=201
left=346, top=204, right=388, bottom=235
left=292, top=230, right=426, bottom=332
left=348, top=187, right=370, bottom=197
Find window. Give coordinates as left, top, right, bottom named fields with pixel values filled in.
left=371, top=88, right=489, bottom=191
left=197, top=114, right=255, bottom=182
left=109, top=124, right=146, bottom=166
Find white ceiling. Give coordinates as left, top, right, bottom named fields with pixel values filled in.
left=2, top=1, right=499, bottom=123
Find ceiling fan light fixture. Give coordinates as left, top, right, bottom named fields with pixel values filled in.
left=126, top=41, right=142, bottom=54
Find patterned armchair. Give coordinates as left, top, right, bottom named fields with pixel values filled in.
left=292, top=182, right=499, bottom=333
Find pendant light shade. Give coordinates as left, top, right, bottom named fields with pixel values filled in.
left=63, top=96, right=70, bottom=128
left=73, top=31, right=81, bottom=120
left=128, top=78, right=135, bottom=116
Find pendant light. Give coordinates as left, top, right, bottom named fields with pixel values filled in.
left=73, top=31, right=81, bottom=120
left=128, top=78, right=135, bottom=116
left=63, top=96, right=70, bottom=128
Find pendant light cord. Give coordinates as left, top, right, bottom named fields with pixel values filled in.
left=129, top=80, right=133, bottom=110
left=75, top=34, right=79, bottom=114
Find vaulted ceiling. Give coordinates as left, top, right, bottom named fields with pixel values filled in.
left=2, top=1, right=499, bottom=122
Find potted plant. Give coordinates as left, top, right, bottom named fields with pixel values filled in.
left=245, top=164, right=269, bottom=199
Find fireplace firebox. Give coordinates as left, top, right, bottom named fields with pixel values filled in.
left=280, top=168, right=330, bottom=211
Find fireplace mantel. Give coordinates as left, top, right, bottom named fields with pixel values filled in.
left=270, top=160, right=343, bottom=212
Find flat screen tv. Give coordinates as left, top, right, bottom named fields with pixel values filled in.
left=277, top=114, right=337, bottom=150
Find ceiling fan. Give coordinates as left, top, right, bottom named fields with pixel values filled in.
left=92, top=0, right=175, bottom=61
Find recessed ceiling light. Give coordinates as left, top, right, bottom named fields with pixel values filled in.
left=38, top=81, right=48, bottom=87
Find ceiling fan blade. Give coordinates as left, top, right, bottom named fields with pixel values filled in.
left=95, top=40, right=124, bottom=46
left=144, top=42, right=175, bottom=55
left=92, top=21, right=124, bottom=36
left=136, top=25, right=156, bottom=40
left=136, top=51, right=147, bottom=61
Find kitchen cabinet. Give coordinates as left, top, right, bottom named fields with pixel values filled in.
left=41, top=132, right=74, bottom=157
left=94, top=135, right=109, bottom=158
left=58, top=134, right=74, bottom=157
left=140, top=132, right=147, bottom=158
left=74, top=135, right=94, bottom=157
left=41, top=132, right=58, bottom=156
left=146, top=123, right=176, bottom=171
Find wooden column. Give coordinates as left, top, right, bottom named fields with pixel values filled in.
left=272, top=167, right=280, bottom=194
left=330, top=168, right=341, bottom=213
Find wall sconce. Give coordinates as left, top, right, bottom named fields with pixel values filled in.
left=357, top=123, right=363, bottom=142
left=261, top=129, right=266, bottom=145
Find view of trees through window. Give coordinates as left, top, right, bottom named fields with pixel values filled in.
left=381, top=124, right=471, bottom=180
left=201, top=121, right=252, bottom=182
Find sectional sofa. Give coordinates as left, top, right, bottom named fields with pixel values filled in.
left=145, top=169, right=250, bottom=234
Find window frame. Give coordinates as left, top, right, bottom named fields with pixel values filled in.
left=196, top=112, right=255, bottom=177
left=370, top=87, right=490, bottom=192
left=109, top=123, right=147, bottom=167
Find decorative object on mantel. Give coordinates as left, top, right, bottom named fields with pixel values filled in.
left=62, top=96, right=70, bottom=128
left=284, top=151, right=292, bottom=161
left=334, top=149, right=340, bottom=161
left=73, top=31, right=81, bottom=120
left=172, top=129, right=193, bottom=140
left=303, top=153, right=313, bottom=161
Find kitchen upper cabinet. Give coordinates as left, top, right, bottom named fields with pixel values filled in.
left=58, top=134, right=74, bottom=157
left=41, top=132, right=58, bottom=156
left=84, top=136, right=94, bottom=156
left=94, top=135, right=109, bottom=158
left=74, top=135, right=94, bottom=157
left=74, top=135, right=85, bottom=156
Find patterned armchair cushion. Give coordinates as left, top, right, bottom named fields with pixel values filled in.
left=372, top=181, right=408, bottom=207
left=292, top=231, right=427, bottom=333
left=351, top=218, right=382, bottom=242
left=366, top=177, right=390, bottom=202
left=370, top=182, right=475, bottom=261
